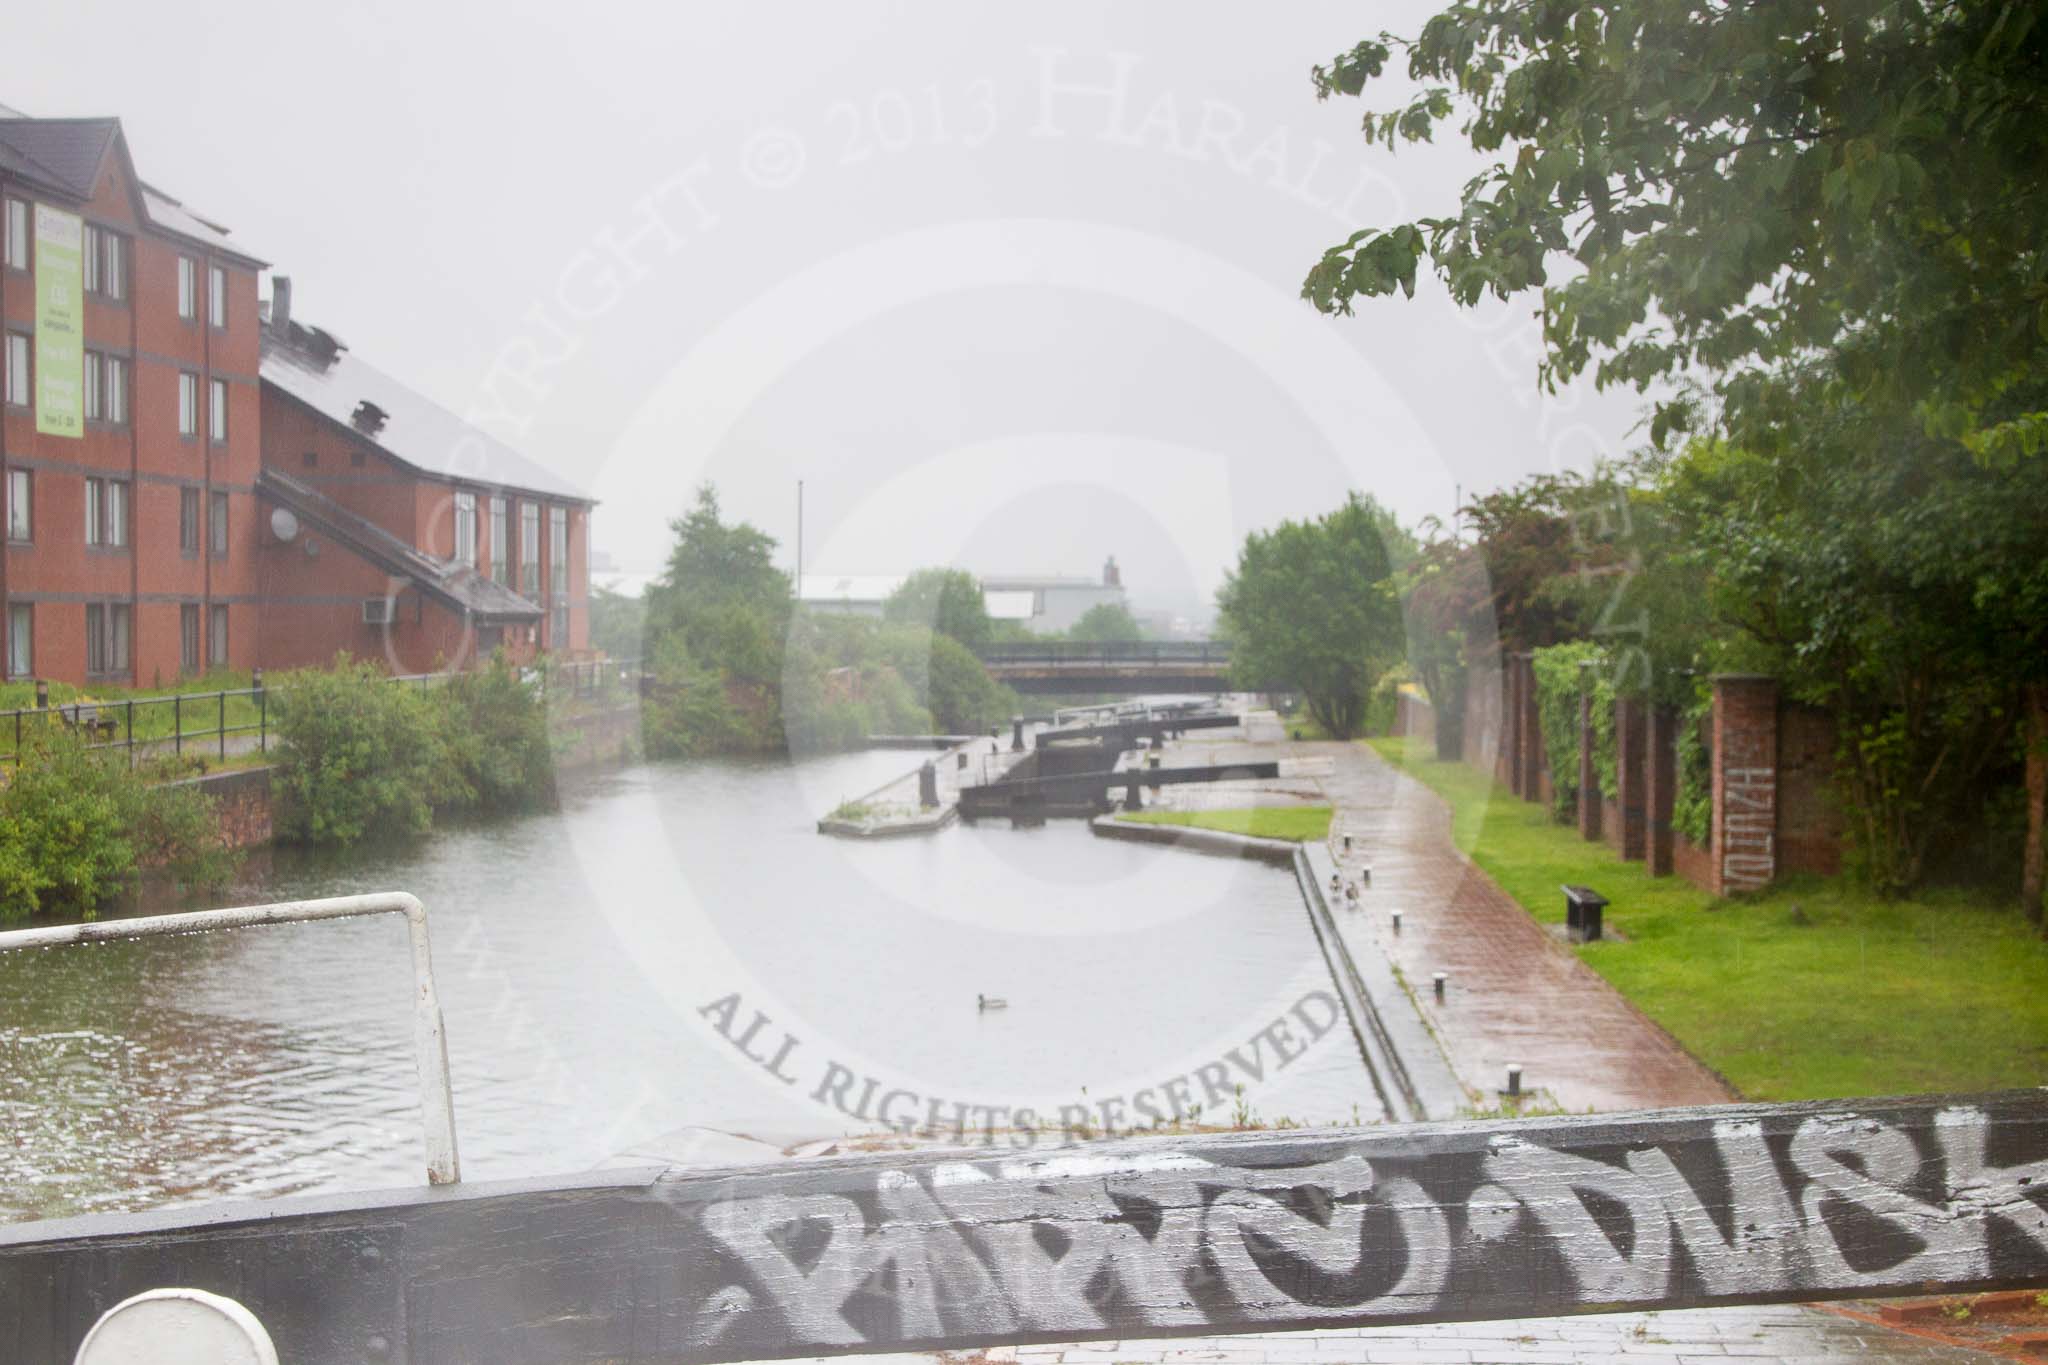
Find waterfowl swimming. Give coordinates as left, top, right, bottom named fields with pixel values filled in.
left=978, top=993, right=1008, bottom=1011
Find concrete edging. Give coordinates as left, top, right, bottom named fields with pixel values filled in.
left=1087, top=814, right=1297, bottom=865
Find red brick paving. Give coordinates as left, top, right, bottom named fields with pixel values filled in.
left=1310, top=739, right=1736, bottom=1113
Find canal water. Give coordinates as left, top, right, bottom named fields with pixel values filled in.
left=0, top=748, right=1378, bottom=1223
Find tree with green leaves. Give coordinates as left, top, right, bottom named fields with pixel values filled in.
left=1217, top=493, right=1410, bottom=739
left=1303, top=1, right=2048, bottom=461
left=1657, top=400, right=2048, bottom=896
left=644, top=484, right=790, bottom=686
left=883, top=568, right=993, bottom=650
left=1066, top=601, right=1144, bottom=644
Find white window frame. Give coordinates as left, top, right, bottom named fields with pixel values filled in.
left=84, top=225, right=124, bottom=301
left=209, top=263, right=227, bottom=327
left=6, top=468, right=29, bottom=543
left=4, top=332, right=28, bottom=406
left=209, top=377, right=227, bottom=443
left=178, top=372, right=199, bottom=437
left=179, top=486, right=199, bottom=554
left=209, top=489, right=228, bottom=557
left=209, top=603, right=229, bottom=667
left=6, top=602, right=29, bottom=678
left=107, top=479, right=129, bottom=548
left=3, top=198, right=26, bottom=271
left=520, top=502, right=540, bottom=597
left=549, top=505, right=568, bottom=596
left=177, top=256, right=197, bottom=319
left=489, top=497, right=508, bottom=584
left=85, top=478, right=104, bottom=546
left=180, top=602, right=202, bottom=674
left=454, top=491, right=477, bottom=567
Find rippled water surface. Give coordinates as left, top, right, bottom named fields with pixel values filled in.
left=0, top=748, right=1376, bottom=1222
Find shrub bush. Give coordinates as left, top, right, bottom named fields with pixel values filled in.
left=0, top=728, right=234, bottom=922
left=436, top=653, right=556, bottom=813
left=271, top=657, right=460, bottom=845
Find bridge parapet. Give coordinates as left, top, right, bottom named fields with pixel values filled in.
left=6, top=1090, right=2047, bottom=1360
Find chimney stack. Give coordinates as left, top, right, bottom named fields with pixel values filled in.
left=271, top=275, right=292, bottom=336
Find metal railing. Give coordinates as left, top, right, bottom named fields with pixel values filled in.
left=0, top=892, right=460, bottom=1185
left=0, top=658, right=646, bottom=769
left=973, top=640, right=1232, bottom=667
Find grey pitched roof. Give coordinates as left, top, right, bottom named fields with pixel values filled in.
left=258, top=469, right=544, bottom=622
left=0, top=118, right=116, bottom=197
left=262, top=320, right=591, bottom=504
left=0, top=116, right=266, bottom=264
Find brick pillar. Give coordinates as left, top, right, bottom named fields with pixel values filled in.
left=1615, top=696, right=1647, bottom=860
left=1710, top=674, right=1778, bottom=895
left=1645, top=704, right=1677, bottom=876
left=1576, top=676, right=1602, bottom=841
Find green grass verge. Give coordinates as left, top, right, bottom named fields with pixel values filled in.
left=1367, top=736, right=2048, bottom=1101
left=1118, top=805, right=1334, bottom=842
left=0, top=670, right=265, bottom=757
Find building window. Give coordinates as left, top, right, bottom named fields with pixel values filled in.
left=519, top=502, right=539, bottom=597
left=210, top=604, right=228, bottom=667
left=83, top=224, right=125, bottom=301
left=178, top=256, right=197, bottom=319
left=178, top=372, right=199, bottom=437
left=84, top=352, right=129, bottom=425
left=6, top=602, right=29, bottom=678
left=2, top=198, right=26, bottom=271
left=489, top=497, right=508, bottom=584
left=454, top=491, right=477, bottom=567
left=209, top=490, right=228, bottom=557
left=179, top=486, right=199, bottom=554
left=549, top=506, right=568, bottom=597
left=209, top=265, right=227, bottom=327
left=209, top=378, right=227, bottom=443
left=4, top=332, right=27, bottom=406
left=85, top=602, right=131, bottom=677
left=6, top=469, right=28, bottom=543
left=302, top=450, right=317, bottom=468
left=86, top=477, right=129, bottom=548
left=552, top=602, right=569, bottom=649
left=180, top=603, right=201, bottom=674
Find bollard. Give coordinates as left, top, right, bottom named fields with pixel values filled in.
left=1343, top=834, right=1351, bottom=852
left=1391, top=909, right=1402, bottom=933
left=35, top=678, right=48, bottom=710
left=1505, top=1064, right=1523, bottom=1098
left=1011, top=717, right=1025, bottom=752
left=1432, top=971, right=1447, bottom=1002
left=957, top=751, right=968, bottom=770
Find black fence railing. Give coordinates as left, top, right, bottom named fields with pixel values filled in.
left=0, top=659, right=646, bottom=769
left=973, top=640, right=1231, bottom=667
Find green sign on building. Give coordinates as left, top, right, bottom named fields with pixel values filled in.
left=33, top=204, right=83, bottom=439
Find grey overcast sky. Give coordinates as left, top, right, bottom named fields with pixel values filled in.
left=8, top=1, right=1645, bottom=616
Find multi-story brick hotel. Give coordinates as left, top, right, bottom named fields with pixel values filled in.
left=1, top=114, right=591, bottom=688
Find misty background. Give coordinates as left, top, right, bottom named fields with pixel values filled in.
left=6, top=1, right=1644, bottom=623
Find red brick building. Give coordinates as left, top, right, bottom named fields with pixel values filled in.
left=256, top=280, right=593, bottom=674
left=1, top=114, right=594, bottom=688
left=2, top=117, right=266, bottom=686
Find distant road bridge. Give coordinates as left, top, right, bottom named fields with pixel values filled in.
left=973, top=640, right=1233, bottom=693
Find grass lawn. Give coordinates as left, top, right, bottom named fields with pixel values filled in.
left=0, top=671, right=264, bottom=759
left=1118, top=805, right=1334, bottom=842
left=1368, top=736, right=2048, bottom=1101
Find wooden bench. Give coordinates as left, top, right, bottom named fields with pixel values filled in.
left=60, top=703, right=119, bottom=743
